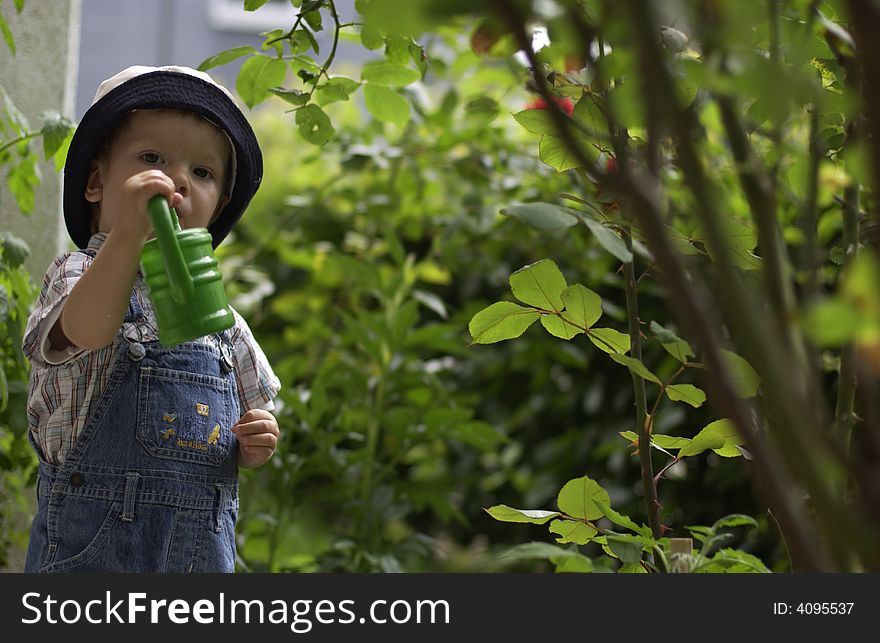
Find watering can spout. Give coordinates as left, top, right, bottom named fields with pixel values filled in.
left=147, top=195, right=195, bottom=303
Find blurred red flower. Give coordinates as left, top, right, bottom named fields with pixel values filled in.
left=524, top=96, right=574, bottom=115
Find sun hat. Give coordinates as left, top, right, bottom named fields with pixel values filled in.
left=63, top=65, right=262, bottom=249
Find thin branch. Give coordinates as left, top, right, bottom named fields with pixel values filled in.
left=623, top=227, right=663, bottom=537
left=0, top=130, right=40, bottom=155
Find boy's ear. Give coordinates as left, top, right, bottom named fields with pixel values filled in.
left=84, top=161, right=103, bottom=203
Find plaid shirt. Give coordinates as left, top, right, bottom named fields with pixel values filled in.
left=23, top=233, right=281, bottom=465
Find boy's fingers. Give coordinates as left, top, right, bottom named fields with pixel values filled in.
left=238, top=408, right=275, bottom=424
left=233, top=419, right=279, bottom=437
left=238, top=433, right=277, bottom=449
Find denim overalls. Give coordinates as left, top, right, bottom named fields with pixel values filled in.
left=25, top=289, right=240, bottom=573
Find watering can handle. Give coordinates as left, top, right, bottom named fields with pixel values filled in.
left=148, top=195, right=195, bottom=303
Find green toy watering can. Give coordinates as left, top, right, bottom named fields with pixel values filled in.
left=140, top=195, right=234, bottom=347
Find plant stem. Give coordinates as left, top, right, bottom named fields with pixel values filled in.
left=493, top=0, right=835, bottom=570
left=801, top=106, right=822, bottom=303
left=0, top=130, right=40, bottom=155
left=630, top=0, right=875, bottom=569
left=833, top=180, right=860, bottom=472
left=358, top=369, right=386, bottom=546
left=622, top=228, right=663, bottom=538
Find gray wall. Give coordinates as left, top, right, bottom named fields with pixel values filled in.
left=0, top=1, right=81, bottom=278
left=76, top=0, right=360, bottom=118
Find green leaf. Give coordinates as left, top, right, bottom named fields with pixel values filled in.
left=619, top=430, right=639, bottom=443
left=661, top=339, right=694, bottom=363
left=665, top=384, right=706, bottom=408
left=605, top=533, right=644, bottom=563
left=244, top=0, right=270, bottom=10
left=0, top=232, right=30, bottom=267
left=363, top=84, right=410, bottom=125
left=579, top=216, right=633, bottom=263
left=549, top=519, right=598, bottom=545
left=269, top=87, right=310, bottom=106
left=708, top=548, right=770, bottom=573
left=557, top=475, right=610, bottom=521
left=679, top=419, right=743, bottom=458
left=315, top=76, right=361, bottom=104
left=500, top=202, right=578, bottom=231
left=554, top=556, right=594, bottom=573
left=409, top=41, right=428, bottom=78
left=412, top=289, right=447, bottom=319
left=509, top=259, right=567, bottom=312
left=360, top=26, right=384, bottom=50
left=295, top=104, right=335, bottom=145
left=712, top=514, right=759, bottom=531
left=618, top=562, right=649, bottom=573
left=303, top=5, right=323, bottom=31
left=39, top=112, right=75, bottom=160
left=485, top=505, right=559, bottom=524
left=539, top=135, right=581, bottom=172
left=588, top=328, right=630, bottom=354
left=651, top=435, right=692, bottom=450
left=8, top=156, right=40, bottom=214
left=595, top=501, right=653, bottom=538
left=561, top=284, right=603, bottom=328
left=197, top=46, right=256, bottom=71
left=802, top=297, right=861, bottom=346
left=384, top=32, right=410, bottom=67
left=512, top=109, right=556, bottom=135
left=464, top=97, right=499, bottom=123
left=609, top=353, right=661, bottom=384
left=361, top=60, right=420, bottom=86
left=1, top=11, right=15, bottom=56
left=719, top=350, right=760, bottom=398
left=500, top=542, right=587, bottom=562
left=572, top=94, right=609, bottom=139
left=448, top=420, right=506, bottom=451
left=469, top=301, right=540, bottom=344
left=649, top=320, right=694, bottom=362
left=541, top=314, right=582, bottom=340
left=237, top=55, right=287, bottom=108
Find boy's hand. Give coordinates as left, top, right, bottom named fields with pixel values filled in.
left=232, top=409, right=280, bottom=469
left=115, top=170, right=180, bottom=241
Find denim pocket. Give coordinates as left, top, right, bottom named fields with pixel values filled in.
left=41, top=498, right=121, bottom=573
left=137, top=366, right=234, bottom=465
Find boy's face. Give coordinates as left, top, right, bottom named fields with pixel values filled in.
left=86, top=109, right=231, bottom=233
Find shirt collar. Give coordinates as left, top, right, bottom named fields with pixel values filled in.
left=86, top=232, right=109, bottom=252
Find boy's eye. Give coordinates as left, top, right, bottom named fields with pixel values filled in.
left=193, top=167, right=214, bottom=180
left=141, top=152, right=162, bottom=164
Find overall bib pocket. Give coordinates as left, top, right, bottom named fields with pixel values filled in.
left=137, top=366, right=234, bottom=465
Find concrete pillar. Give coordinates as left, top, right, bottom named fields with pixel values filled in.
left=0, top=0, right=82, bottom=278
left=0, top=0, right=80, bottom=573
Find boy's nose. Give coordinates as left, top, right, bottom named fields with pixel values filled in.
left=169, top=168, right=188, bottom=196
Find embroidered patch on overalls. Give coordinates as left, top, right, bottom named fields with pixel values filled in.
left=176, top=439, right=208, bottom=452
left=161, top=427, right=176, bottom=440
left=162, top=412, right=177, bottom=423
left=195, top=403, right=209, bottom=416
left=208, top=424, right=221, bottom=446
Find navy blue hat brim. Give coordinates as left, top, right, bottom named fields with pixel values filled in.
left=63, top=71, right=262, bottom=249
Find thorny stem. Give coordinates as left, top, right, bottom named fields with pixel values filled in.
left=492, top=0, right=845, bottom=570
left=622, top=228, right=663, bottom=538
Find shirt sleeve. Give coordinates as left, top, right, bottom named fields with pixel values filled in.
left=22, top=252, right=91, bottom=367
left=229, top=307, right=281, bottom=413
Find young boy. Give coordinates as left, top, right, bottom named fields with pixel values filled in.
left=22, top=65, right=281, bottom=573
